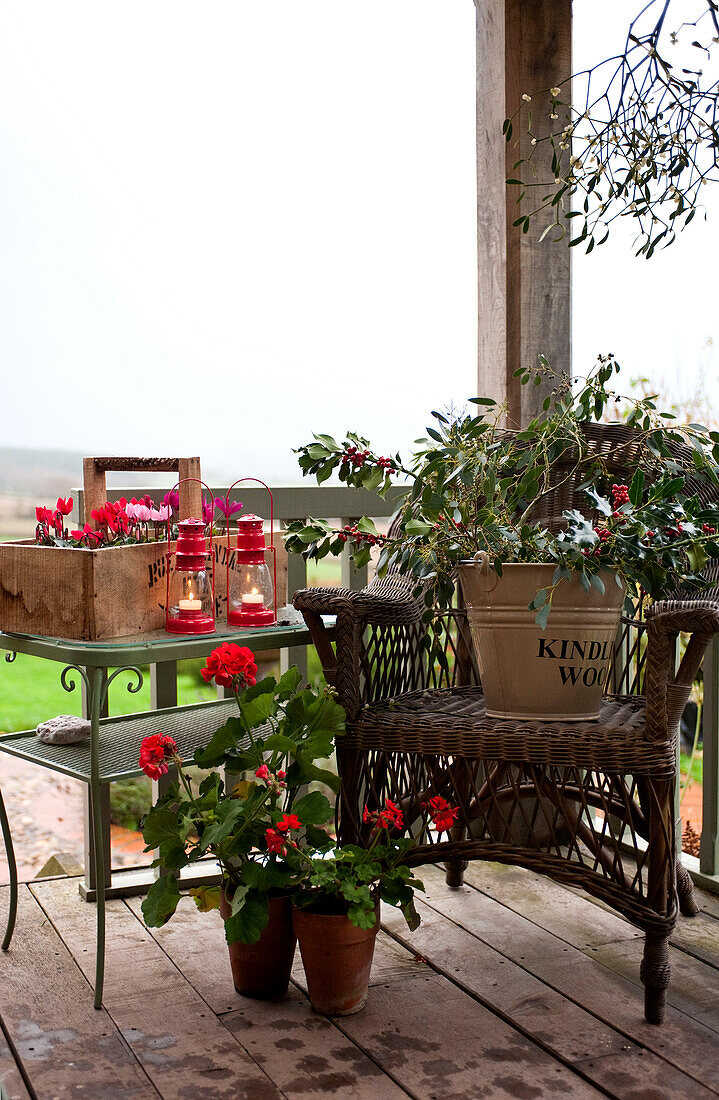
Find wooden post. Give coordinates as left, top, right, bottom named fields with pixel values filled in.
left=476, top=0, right=572, bottom=424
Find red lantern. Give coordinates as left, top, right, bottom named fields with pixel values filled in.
left=225, top=481, right=276, bottom=628
left=165, top=481, right=216, bottom=635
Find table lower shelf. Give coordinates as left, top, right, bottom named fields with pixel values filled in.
left=78, top=857, right=222, bottom=901
left=0, top=696, right=244, bottom=782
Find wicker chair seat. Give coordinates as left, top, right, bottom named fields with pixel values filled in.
left=348, top=686, right=673, bottom=776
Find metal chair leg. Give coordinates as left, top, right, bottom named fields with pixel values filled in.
left=0, top=787, right=18, bottom=952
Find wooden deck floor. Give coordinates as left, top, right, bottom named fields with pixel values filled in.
left=2, top=862, right=719, bottom=1099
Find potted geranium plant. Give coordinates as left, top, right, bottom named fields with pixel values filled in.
left=285, top=357, right=719, bottom=720
left=138, top=641, right=344, bottom=1000
left=290, top=795, right=458, bottom=1015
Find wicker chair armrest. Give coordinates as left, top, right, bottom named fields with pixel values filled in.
left=293, top=584, right=422, bottom=627
left=644, top=598, right=719, bottom=741
left=646, top=599, right=719, bottom=637
left=293, top=584, right=424, bottom=718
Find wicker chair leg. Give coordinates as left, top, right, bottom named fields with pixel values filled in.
left=445, top=860, right=468, bottom=888
left=640, top=932, right=671, bottom=1024
left=676, top=858, right=700, bottom=917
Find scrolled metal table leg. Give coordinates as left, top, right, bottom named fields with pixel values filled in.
left=0, top=787, right=18, bottom=951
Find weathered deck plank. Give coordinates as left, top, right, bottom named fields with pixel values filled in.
left=461, top=862, right=719, bottom=1030
left=426, top=865, right=719, bottom=1092
left=125, top=895, right=412, bottom=1099
left=3, top=868, right=719, bottom=1100
left=382, top=896, right=717, bottom=1099
left=0, top=884, right=155, bottom=1100
left=0, top=1025, right=31, bottom=1100
left=29, top=878, right=282, bottom=1100
left=466, top=856, right=719, bottom=969
left=326, top=971, right=606, bottom=1099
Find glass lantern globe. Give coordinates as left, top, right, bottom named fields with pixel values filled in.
left=228, top=513, right=275, bottom=627
left=166, top=518, right=216, bottom=634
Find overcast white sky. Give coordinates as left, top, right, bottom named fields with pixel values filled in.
left=0, top=1, right=716, bottom=481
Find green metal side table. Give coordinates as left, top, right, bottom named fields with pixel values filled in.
left=0, top=622, right=322, bottom=1008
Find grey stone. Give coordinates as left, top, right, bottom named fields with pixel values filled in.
left=36, top=714, right=91, bottom=745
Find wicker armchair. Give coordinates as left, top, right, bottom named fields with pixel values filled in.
left=293, top=423, right=719, bottom=1025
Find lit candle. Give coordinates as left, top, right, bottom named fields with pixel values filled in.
left=179, top=596, right=202, bottom=611
left=241, top=588, right=265, bottom=608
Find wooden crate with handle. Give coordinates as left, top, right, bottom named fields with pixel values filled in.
left=0, top=457, right=287, bottom=641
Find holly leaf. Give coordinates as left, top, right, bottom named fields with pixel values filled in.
left=629, top=468, right=645, bottom=507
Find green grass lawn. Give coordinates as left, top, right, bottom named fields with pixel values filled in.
left=0, top=654, right=218, bottom=733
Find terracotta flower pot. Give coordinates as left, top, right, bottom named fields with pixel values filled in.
left=293, top=900, right=380, bottom=1016
left=458, top=560, right=625, bottom=721
left=219, top=890, right=296, bottom=1000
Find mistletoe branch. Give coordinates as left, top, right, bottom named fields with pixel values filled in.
left=506, top=0, right=719, bottom=257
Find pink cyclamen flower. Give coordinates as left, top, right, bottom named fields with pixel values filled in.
left=134, top=505, right=152, bottom=523
left=214, top=497, right=243, bottom=520
left=202, top=496, right=215, bottom=525
left=149, top=504, right=171, bottom=523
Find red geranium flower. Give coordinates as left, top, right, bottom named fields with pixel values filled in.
left=138, top=733, right=178, bottom=780
left=423, top=795, right=460, bottom=834
left=363, top=798, right=404, bottom=831
left=276, top=813, right=302, bottom=832
left=56, top=496, right=73, bottom=516
left=265, top=828, right=287, bottom=855
left=200, top=643, right=258, bottom=688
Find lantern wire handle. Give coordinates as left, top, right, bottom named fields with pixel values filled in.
left=165, top=476, right=217, bottom=630
left=223, top=479, right=276, bottom=627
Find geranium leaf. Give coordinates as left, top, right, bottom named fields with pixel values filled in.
left=194, top=717, right=246, bottom=767
left=291, top=790, right=334, bottom=825
left=141, top=873, right=181, bottom=927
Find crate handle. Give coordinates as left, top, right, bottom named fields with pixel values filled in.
left=82, top=457, right=202, bottom=523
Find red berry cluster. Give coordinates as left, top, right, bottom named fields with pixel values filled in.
left=341, top=446, right=371, bottom=468
left=665, top=523, right=684, bottom=538
left=703, top=523, right=716, bottom=535
left=611, top=483, right=630, bottom=520
left=584, top=525, right=611, bottom=557
left=611, top=483, right=630, bottom=507
left=337, top=524, right=382, bottom=546
left=340, top=446, right=395, bottom=473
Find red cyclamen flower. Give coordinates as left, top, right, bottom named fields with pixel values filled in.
left=138, top=733, right=178, bottom=780
left=423, top=795, right=460, bottom=833
left=200, top=643, right=258, bottom=688
left=56, top=496, right=74, bottom=516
